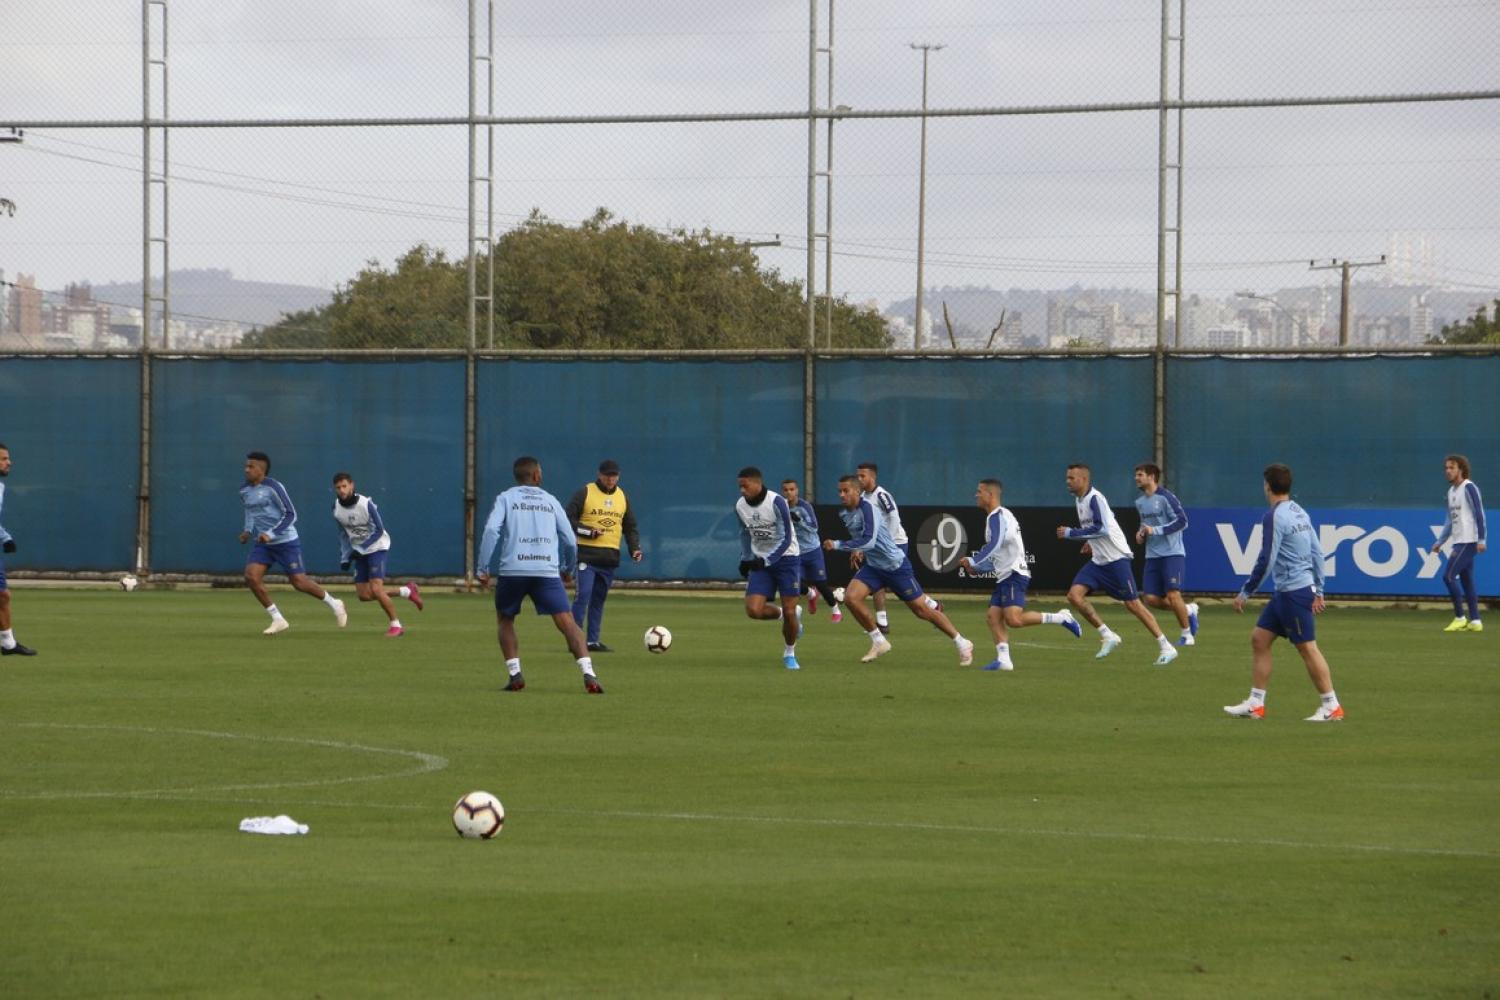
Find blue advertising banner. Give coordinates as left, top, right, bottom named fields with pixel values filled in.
left=1183, top=508, right=1497, bottom=598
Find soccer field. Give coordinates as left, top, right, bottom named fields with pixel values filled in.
left=2, top=588, right=1496, bottom=998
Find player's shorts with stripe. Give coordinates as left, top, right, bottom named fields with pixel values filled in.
left=349, top=550, right=389, bottom=583
left=853, top=560, right=923, bottom=603
left=1072, top=558, right=1138, bottom=602
left=797, top=547, right=828, bottom=583
left=248, top=540, right=308, bottom=576
left=989, top=572, right=1030, bottom=609
left=746, top=557, right=802, bottom=601
left=1256, top=586, right=1318, bottom=643
left=493, top=575, right=571, bottom=617
left=1141, top=555, right=1186, bottom=596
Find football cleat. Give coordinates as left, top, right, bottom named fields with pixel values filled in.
left=1153, top=646, right=1178, bottom=666
left=782, top=654, right=801, bottom=671
left=1187, top=602, right=1200, bottom=636
left=1467, top=620, right=1484, bottom=633
left=1223, top=699, right=1265, bottom=719
left=384, top=625, right=404, bottom=638
left=503, top=673, right=526, bottom=692
left=957, top=638, right=975, bottom=667
left=332, top=599, right=348, bottom=629
left=1176, top=633, right=1196, bottom=647
left=583, top=674, right=604, bottom=694
left=263, top=618, right=290, bottom=635
left=1095, top=635, right=1122, bottom=659
left=0, top=642, right=37, bottom=656
left=860, top=638, right=893, bottom=662
left=586, top=642, right=613, bottom=653
left=1059, top=610, right=1083, bottom=638
left=807, top=591, right=817, bottom=614
left=1304, top=704, right=1345, bottom=722
left=1443, top=617, right=1468, bottom=632
left=405, top=582, right=424, bottom=611
left=830, top=607, right=843, bottom=623
left=981, top=659, right=1014, bottom=672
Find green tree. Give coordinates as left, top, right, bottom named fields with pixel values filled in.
left=1434, top=300, right=1500, bottom=345
left=248, top=212, right=891, bottom=350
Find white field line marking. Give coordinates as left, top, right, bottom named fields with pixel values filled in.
left=0, top=721, right=448, bottom=798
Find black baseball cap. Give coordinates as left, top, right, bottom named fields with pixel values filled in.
left=598, top=459, right=621, bottom=475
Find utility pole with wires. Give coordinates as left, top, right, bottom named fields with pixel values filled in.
left=1310, top=255, right=1386, bottom=346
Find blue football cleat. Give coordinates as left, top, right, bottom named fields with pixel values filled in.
left=1059, top=611, right=1083, bottom=638
left=981, top=659, right=1014, bottom=672
left=782, top=654, right=801, bottom=671
left=1187, top=602, right=1200, bottom=636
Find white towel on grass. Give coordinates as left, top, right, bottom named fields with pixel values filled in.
left=238, top=815, right=309, bottom=835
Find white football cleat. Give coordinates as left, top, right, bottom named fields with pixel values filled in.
left=860, top=638, right=893, bottom=663
left=263, top=618, right=290, bottom=635
left=1153, top=646, right=1178, bottom=666
left=1304, top=704, right=1345, bottom=722
left=332, top=599, right=348, bottom=628
left=1095, top=635, right=1122, bottom=659
left=1223, top=699, right=1265, bottom=719
left=957, top=638, right=975, bottom=667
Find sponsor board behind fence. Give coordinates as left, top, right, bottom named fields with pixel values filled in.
left=816, top=505, right=1495, bottom=599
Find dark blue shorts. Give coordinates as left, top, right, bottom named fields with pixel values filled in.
left=1072, top=558, right=1139, bottom=602
left=493, top=575, right=571, bottom=617
left=248, top=539, right=308, bottom=576
left=853, top=560, right=923, bottom=603
left=1141, top=555, right=1186, bottom=596
left=746, top=558, right=802, bottom=601
left=989, top=573, right=1030, bottom=609
left=797, top=547, right=828, bottom=583
left=1256, top=586, right=1318, bottom=643
left=350, top=550, right=389, bottom=583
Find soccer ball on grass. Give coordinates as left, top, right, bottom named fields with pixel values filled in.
left=452, top=791, right=505, bottom=839
left=644, top=625, right=673, bottom=653
left=120, top=575, right=139, bottom=592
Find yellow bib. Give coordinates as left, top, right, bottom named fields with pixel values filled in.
left=579, top=482, right=627, bottom=551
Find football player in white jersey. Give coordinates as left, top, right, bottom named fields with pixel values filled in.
left=855, top=462, right=941, bottom=634
left=332, top=472, right=423, bottom=636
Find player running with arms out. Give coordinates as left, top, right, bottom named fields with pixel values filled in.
left=0, top=443, right=38, bottom=656
left=735, top=467, right=804, bottom=671
left=477, top=456, right=601, bottom=694
left=1224, top=463, right=1344, bottom=722
left=1132, top=462, right=1200, bottom=646
left=1056, top=463, right=1177, bottom=666
left=825, top=475, right=973, bottom=666
left=331, top=472, right=423, bottom=637
left=958, top=479, right=1080, bottom=671
left=239, top=451, right=347, bottom=635
left=855, top=462, right=941, bottom=633
left=1432, top=453, right=1486, bottom=633
left=781, top=478, right=842, bottom=623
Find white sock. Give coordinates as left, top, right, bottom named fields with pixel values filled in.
left=505, top=658, right=521, bottom=676
left=578, top=656, right=594, bottom=675
left=398, top=586, right=411, bottom=598
left=1250, top=687, right=1267, bottom=706
left=1097, top=624, right=1117, bottom=639
left=265, top=604, right=284, bottom=621
left=875, top=610, right=890, bottom=626
left=866, top=627, right=885, bottom=643
left=389, top=619, right=402, bottom=629
left=322, top=592, right=341, bottom=608
left=1040, top=612, right=1061, bottom=624
left=1321, top=690, right=1339, bottom=708
left=925, top=596, right=939, bottom=609
left=784, top=644, right=796, bottom=656
left=995, top=642, right=1010, bottom=659
left=0, top=629, right=14, bottom=649
left=952, top=633, right=968, bottom=647
left=1157, top=634, right=1172, bottom=651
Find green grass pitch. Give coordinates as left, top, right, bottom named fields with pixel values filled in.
left=2, top=588, right=1496, bottom=997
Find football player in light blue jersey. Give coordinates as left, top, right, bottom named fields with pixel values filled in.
left=239, top=451, right=347, bottom=635
left=1132, top=462, right=1200, bottom=646
left=735, top=467, right=804, bottom=670
left=1224, top=463, right=1344, bottom=722
left=477, top=456, right=600, bottom=694
left=855, top=462, right=942, bottom=634
left=781, top=478, right=841, bottom=623
left=825, top=475, right=973, bottom=666
left=0, top=442, right=38, bottom=656
left=1432, top=453, right=1486, bottom=632
left=1057, top=463, right=1177, bottom=665
left=958, top=478, right=1080, bottom=671
left=332, top=472, right=423, bottom=638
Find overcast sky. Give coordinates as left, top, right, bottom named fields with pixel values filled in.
left=3, top=0, right=1498, bottom=319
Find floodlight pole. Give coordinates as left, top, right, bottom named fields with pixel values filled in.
left=911, top=42, right=944, bottom=351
